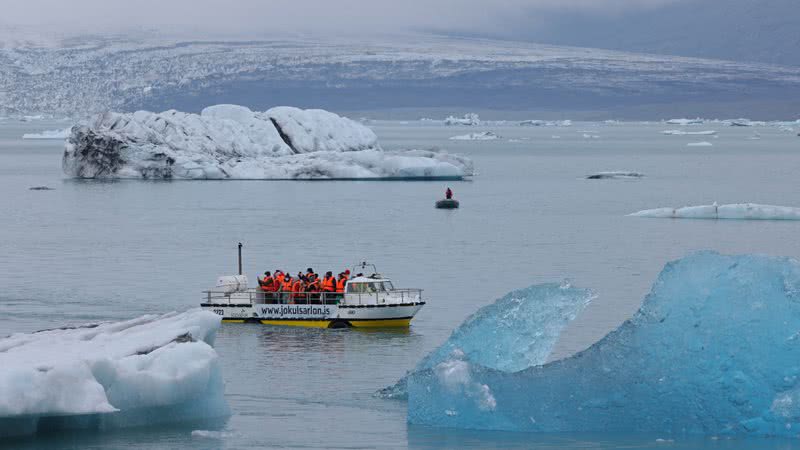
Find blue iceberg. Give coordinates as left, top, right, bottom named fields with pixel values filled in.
left=407, top=252, right=800, bottom=437
left=378, top=282, right=594, bottom=399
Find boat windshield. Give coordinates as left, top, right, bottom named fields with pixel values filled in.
left=347, top=282, right=392, bottom=293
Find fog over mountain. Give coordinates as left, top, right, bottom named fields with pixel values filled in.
left=497, top=0, right=800, bottom=67
left=1, top=0, right=796, bottom=66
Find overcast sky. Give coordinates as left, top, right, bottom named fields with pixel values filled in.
left=0, top=0, right=681, bottom=37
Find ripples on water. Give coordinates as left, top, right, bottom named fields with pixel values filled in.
left=2, top=120, right=800, bottom=448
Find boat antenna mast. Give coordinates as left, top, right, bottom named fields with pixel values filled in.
left=238, top=242, right=243, bottom=275
left=352, top=261, right=379, bottom=277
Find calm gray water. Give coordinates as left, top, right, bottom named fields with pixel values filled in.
left=2, top=118, right=800, bottom=449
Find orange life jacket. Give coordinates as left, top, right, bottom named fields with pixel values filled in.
left=336, top=277, right=346, bottom=293
left=322, top=276, right=336, bottom=292
left=292, top=280, right=305, bottom=299
left=260, top=276, right=275, bottom=292
left=276, top=273, right=285, bottom=284
left=281, top=279, right=293, bottom=292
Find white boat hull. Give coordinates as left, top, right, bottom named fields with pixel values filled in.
left=201, top=302, right=425, bottom=328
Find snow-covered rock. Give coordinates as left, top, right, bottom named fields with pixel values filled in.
left=630, top=203, right=800, bottom=220
left=22, top=128, right=71, bottom=140
left=444, top=113, right=480, bottom=126
left=62, top=105, right=472, bottom=180
left=661, top=129, right=717, bottom=136
left=687, top=141, right=713, bottom=147
left=0, top=309, right=228, bottom=438
left=586, top=171, right=644, bottom=180
left=449, top=131, right=500, bottom=141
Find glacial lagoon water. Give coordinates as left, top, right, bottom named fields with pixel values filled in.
left=2, top=118, right=800, bottom=449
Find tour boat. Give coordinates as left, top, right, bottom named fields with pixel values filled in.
left=200, top=249, right=424, bottom=328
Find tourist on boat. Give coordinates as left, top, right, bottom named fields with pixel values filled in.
left=306, top=268, right=316, bottom=280
left=280, top=274, right=294, bottom=302
left=322, top=271, right=336, bottom=292
left=274, top=270, right=285, bottom=284
left=292, top=276, right=306, bottom=302
left=336, top=272, right=347, bottom=294
left=307, top=275, right=321, bottom=292
left=445, top=187, right=453, bottom=199
left=259, top=271, right=276, bottom=292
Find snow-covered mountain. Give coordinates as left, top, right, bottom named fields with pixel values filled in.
left=2, top=34, right=800, bottom=119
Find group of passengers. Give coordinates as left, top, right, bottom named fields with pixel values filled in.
left=257, top=268, right=351, bottom=303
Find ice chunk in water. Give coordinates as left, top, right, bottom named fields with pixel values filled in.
left=407, top=252, right=800, bottom=437
left=0, top=309, right=228, bottom=438
left=377, top=282, right=594, bottom=399
left=630, top=203, right=800, bottom=220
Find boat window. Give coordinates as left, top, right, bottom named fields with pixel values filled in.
left=347, top=282, right=388, bottom=294
left=382, top=281, right=394, bottom=291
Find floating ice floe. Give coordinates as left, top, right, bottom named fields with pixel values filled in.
left=62, top=105, right=473, bottom=180
left=20, top=115, right=46, bottom=122
left=687, top=141, right=713, bottom=147
left=444, top=113, right=480, bottom=126
left=406, top=252, right=800, bottom=437
left=377, top=282, right=594, bottom=400
left=582, top=133, right=600, bottom=139
left=629, top=202, right=800, bottom=220
left=192, top=430, right=236, bottom=439
left=449, top=131, right=500, bottom=141
left=518, top=119, right=572, bottom=127
left=585, top=171, right=644, bottom=180
left=22, top=128, right=71, bottom=140
left=665, top=118, right=704, bottom=125
left=0, top=309, right=228, bottom=438
left=726, top=118, right=766, bottom=127
left=661, top=129, right=717, bottom=136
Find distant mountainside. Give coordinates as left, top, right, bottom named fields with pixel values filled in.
left=504, top=0, right=800, bottom=67
left=1, top=34, right=799, bottom=119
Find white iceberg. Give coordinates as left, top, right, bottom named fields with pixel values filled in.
left=726, top=118, right=766, bottom=127
left=449, top=131, right=500, bottom=141
left=687, top=141, right=713, bottom=147
left=661, top=129, right=717, bottom=136
left=629, top=202, right=800, bottom=220
left=0, top=309, right=228, bottom=438
left=22, top=128, right=71, bottom=140
left=518, top=119, right=572, bottom=127
left=665, top=118, right=704, bottom=125
left=62, top=105, right=472, bottom=180
left=586, top=171, right=644, bottom=180
left=444, top=113, right=480, bottom=126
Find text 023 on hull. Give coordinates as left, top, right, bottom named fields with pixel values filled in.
left=201, top=262, right=425, bottom=329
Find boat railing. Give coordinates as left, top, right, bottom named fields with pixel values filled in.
left=345, top=288, right=423, bottom=305
left=202, top=288, right=423, bottom=306
left=203, top=288, right=343, bottom=305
